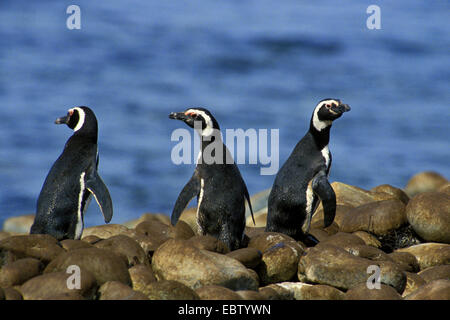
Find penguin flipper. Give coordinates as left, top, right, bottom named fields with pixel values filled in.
left=86, top=172, right=113, bottom=223
left=171, top=174, right=200, bottom=226
left=244, top=185, right=255, bottom=226
left=312, top=170, right=336, bottom=228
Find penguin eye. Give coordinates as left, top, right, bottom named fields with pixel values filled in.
left=326, top=104, right=331, bottom=109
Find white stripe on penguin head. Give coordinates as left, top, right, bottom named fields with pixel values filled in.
left=186, top=109, right=214, bottom=137
left=312, top=99, right=338, bottom=131
left=70, top=107, right=86, bottom=132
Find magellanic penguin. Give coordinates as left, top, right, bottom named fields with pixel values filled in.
left=169, top=107, right=255, bottom=250
left=266, top=99, right=350, bottom=245
left=30, top=106, right=113, bottom=240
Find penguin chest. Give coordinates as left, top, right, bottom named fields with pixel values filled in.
left=73, top=172, right=89, bottom=239
left=321, top=145, right=331, bottom=173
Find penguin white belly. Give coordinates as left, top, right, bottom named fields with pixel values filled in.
left=302, top=182, right=316, bottom=234
left=196, top=178, right=205, bottom=234
left=74, top=172, right=86, bottom=240
left=321, top=145, right=330, bottom=169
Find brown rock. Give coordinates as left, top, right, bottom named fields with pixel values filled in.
left=169, top=220, right=195, bottom=240
left=81, top=235, right=102, bottom=244
left=2, top=214, right=35, bottom=234
left=20, top=270, right=97, bottom=300
left=388, top=252, right=420, bottom=272
left=439, top=183, right=450, bottom=196
left=0, top=234, right=64, bottom=264
left=178, top=207, right=198, bottom=234
left=327, top=182, right=396, bottom=208
left=1, top=287, right=23, bottom=300
left=319, top=232, right=366, bottom=248
left=195, top=285, right=242, bottom=300
left=298, top=244, right=406, bottom=293
left=258, top=284, right=293, bottom=300
left=98, top=281, right=148, bottom=300
left=345, top=283, right=402, bottom=300
left=81, top=224, right=129, bottom=240
left=276, top=282, right=345, bottom=300
left=406, top=192, right=450, bottom=243
left=0, top=232, right=12, bottom=241
left=340, top=199, right=407, bottom=236
left=352, top=231, right=382, bottom=248
left=402, top=272, right=426, bottom=297
left=122, top=213, right=170, bottom=229
left=60, top=239, right=93, bottom=251
left=235, top=290, right=265, bottom=300
left=396, top=243, right=450, bottom=270
left=370, top=184, right=410, bottom=205
left=123, top=229, right=162, bottom=256
left=44, top=247, right=130, bottom=286
left=246, top=210, right=267, bottom=228
left=152, top=239, right=259, bottom=291
left=226, top=248, right=262, bottom=269
left=94, top=234, right=149, bottom=266
left=44, top=292, right=85, bottom=300
left=129, top=264, right=156, bottom=293
left=405, top=171, right=448, bottom=197
left=248, top=232, right=305, bottom=253
left=404, top=279, right=450, bottom=300
left=311, top=205, right=353, bottom=228
left=418, top=265, right=450, bottom=283
left=0, top=258, right=42, bottom=287
left=142, top=280, right=200, bottom=300
left=186, top=235, right=230, bottom=254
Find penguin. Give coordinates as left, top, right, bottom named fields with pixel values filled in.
left=30, top=106, right=113, bottom=240
left=266, top=99, right=350, bottom=245
left=169, top=107, right=255, bottom=250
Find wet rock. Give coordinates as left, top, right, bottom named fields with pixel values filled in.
left=248, top=232, right=305, bottom=253
left=258, top=284, right=293, bottom=300
left=402, top=272, right=426, bottom=297
left=418, top=265, right=450, bottom=283
left=370, top=184, right=410, bottom=205
left=311, top=205, right=353, bottom=228
left=406, top=192, right=450, bottom=243
left=186, top=235, right=230, bottom=254
left=81, top=235, right=102, bottom=244
left=0, top=234, right=64, bottom=264
left=98, top=281, right=149, bottom=300
left=81, top=224, right=129, bottom=240
left=298, top=244, right=406, bottom=293
left=244, top=226, right=265, bottom=239
left=129, top=264, right=156, bottom=293
left=340, top=199, right=407, bottom=236
left=1, top=287, right=23, bottom=300
left=388, top=252, right=420, bottom=273
left=405, top=171, right=448, bottom=197
left=152, top=239, right=259, bottom=291
left=0, top=258, right=42, bottom=287
left=226, top=248, right=262, bottom=269
left=341, top=244, right=393, bottom=263
left=94, top=234, right=148, bottom=267
left=276, top=282, right=345, bottom=300
left=404, top=279, right=450, bottom=300
left=60, top=239, right=93, bottom=251
left=319, top=232, right=366, bottom=248
left=2, top=214, right=35, bottom=234
left=345, top=283, right=402, bottom=300
left=396, top=243, right=450, bottom=270
left=195, top=285, right=242, bottom=300
left=142, top=280, right=200, bottom=300
left=20, top=270, right=97, bottom=300
left=310, top=221, right=339, bottom=236
left=44, top=247, right=130, bottom=286
left=352, top=231, right=382, bottom=248
left=236, top=290, right=265, bottom=300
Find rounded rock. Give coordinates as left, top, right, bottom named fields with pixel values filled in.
left=94, top=234, right=149, bottom=267
left=81, top=224, right=129, bottom=240
left=0, top=258, right=42, bottom=287
left=340, top=199, right=407, bottom=236
left=44, top=247, right=131, bottom=286
left=195, top=285, right=242, bottom=300
left=406, top=192, right=450, bottom=243
left=404, top=279, right=450, bottom=300
left=405, top=171, right=448, bottom=197
left=152, top=239, right=259, bottom=291
left=418, top=265, right=450, bottom=283
left=402, top=272, right=426, bottom=297
left=396, top=243, right=450, bottom=270
left=129, top=264, right=157, bottom=293
left=345, top=283, right=402, bottom=300
left=226, top=248, right=262, bottom=269
left=142, top=280, right=200, bottom=300
left=276, top=282, right=345, bottom=300
left=186, top=235, right=230, bottom=254
left=370, top=184, right=409, bottom=205
left=98, top=281, right=149, bottom=300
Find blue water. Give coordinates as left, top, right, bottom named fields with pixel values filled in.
left=0, top=1, right=449, bottom=228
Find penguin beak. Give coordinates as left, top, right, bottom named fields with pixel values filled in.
left=333, top=103, right=351, bottom=114
left=55, top=115, right=69, bottom=125
left=169, top=112, right=190, bottom=121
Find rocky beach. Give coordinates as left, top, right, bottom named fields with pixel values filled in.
left=0, top=171, right=449, bottom=300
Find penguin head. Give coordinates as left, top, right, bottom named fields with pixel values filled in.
left=55, top=106, right=98, bottom=136
left=311, top=98, right=351, bottom=131
left=169, top=107, right=220, bottom=137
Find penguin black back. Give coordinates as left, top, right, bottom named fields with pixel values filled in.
left=266, top=99, right=350, bottom=245
left=169, top=107, right=254, bottom=250
left=30, top=107, right=113, bottom=240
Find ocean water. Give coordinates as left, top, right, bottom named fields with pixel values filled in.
left=0, top=1, right=448, bottom=228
